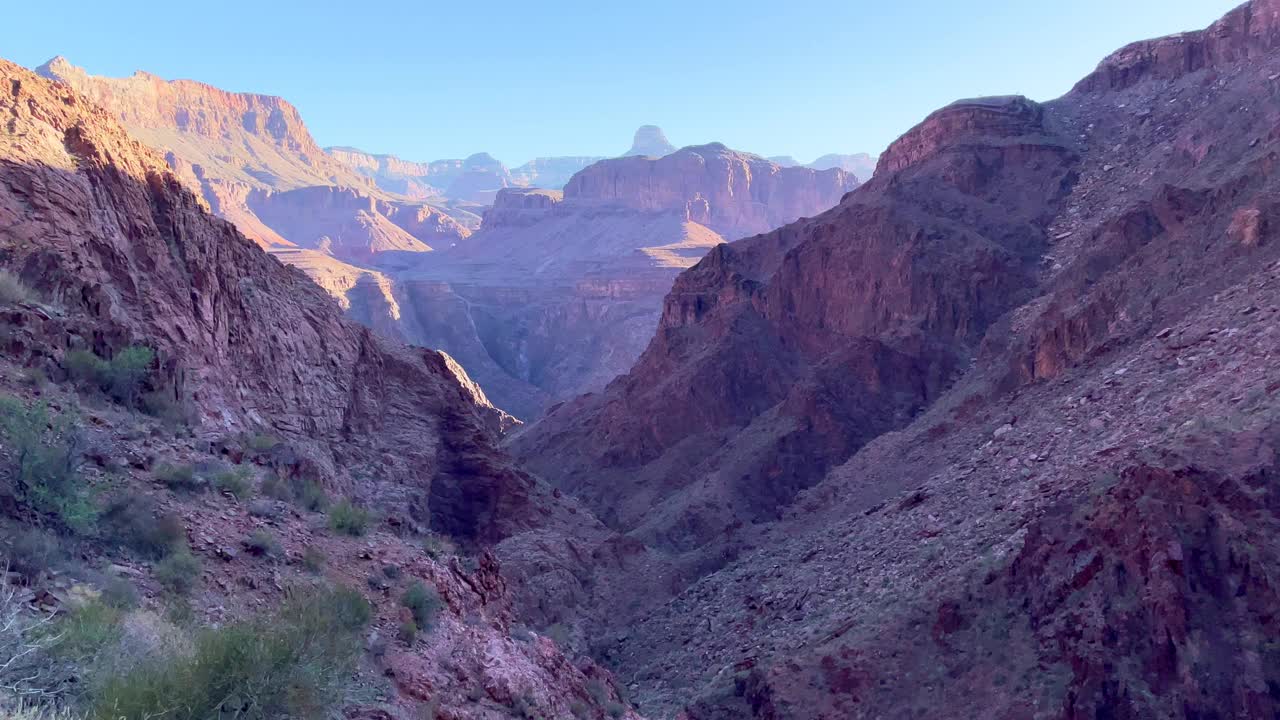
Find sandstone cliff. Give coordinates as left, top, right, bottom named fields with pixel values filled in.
left=624, top=125, right=677, bottom=157
left=564, top=143, right=859, bottom=240
left=36, top=58, right=471, bottom=260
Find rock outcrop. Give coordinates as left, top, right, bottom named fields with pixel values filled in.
left=623, top=125, right=676, bottom=157
left=564, top=143, right=859, bottom=240
left=36, top=58, right=471, bottom=260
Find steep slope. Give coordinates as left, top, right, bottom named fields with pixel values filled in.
left=514, top=1, right=1280, bottom=716
left=514, top=97, right=1067, bottom=550
left=0, top=58, right=549, bottom=546
left=35, top=58, right=471, bottom=260
left=362, top=151, right=857, bottom=419
left=0, top=57, right=646, bottom=719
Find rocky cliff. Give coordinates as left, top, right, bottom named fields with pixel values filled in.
left=513, top=1, right=1280, bottom=716
left=359, top=149, right=858, bottom=419
left=35, top=58, right=471, bottom=260
left=564, top=143, right=859, bottom=240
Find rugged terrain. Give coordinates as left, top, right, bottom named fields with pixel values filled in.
left=512, top=1, right=1280, bottom=717
left=35, top=57, right=475, bottom=261
left=364, top=146, right=859, bottom=418
left=0, top=57, right=637, bottom=719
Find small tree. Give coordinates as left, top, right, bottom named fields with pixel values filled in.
left=0, top=397, right=93, bottom=532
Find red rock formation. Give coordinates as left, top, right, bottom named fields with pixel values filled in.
left=35, top=58, right=471, bottom=258
left=564, top=143, right=859, bottom=239
left=0, top=59, right=551, bottom=546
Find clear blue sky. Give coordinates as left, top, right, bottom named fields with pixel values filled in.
left=5, top=0, right=1238, bottom=166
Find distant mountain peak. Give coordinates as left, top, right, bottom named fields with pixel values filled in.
left=625, top=124, right=676, bottom=157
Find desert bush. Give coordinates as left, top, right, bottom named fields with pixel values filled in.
left=297, top=479, right=329, bottom=512
left=5, top=529, right=65, bottom=582
left=154, top=463, right=202, bottom=494
left=62, top=346, right=155, bottom=409
left=260, top=472, right=326, bottom=511
left=154, top=552, right=201, bottom=596
left=328, top=499, right=371, bottom=536
left=400, top=581, right=442, bottom=632
left=50, top=599, right=123, bottom=663
left=259, top=473, right=290, bottom=501
left=88, top=585, right=371, bottom=720
left=244, top=529, right=280, bottom=559
left=100, top=497, right=184, bottom=560
left=0, top=269, right=32, bottom=305
left=0, top=397, right=93, bottom=532
left=212, top=465, right=254, bottom=500
left=397, top=619, right=418, bottom=646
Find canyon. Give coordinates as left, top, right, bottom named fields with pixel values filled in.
left=31, top=59, right=868, bottom=418
left=2, top=2, right=1278, bottom=719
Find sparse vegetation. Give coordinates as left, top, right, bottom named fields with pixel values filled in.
left=154, top=551, right=201, bottom=596
left=212, top=464, right=254, bottom=500
left=260, top=472, right=327, bottom=511
left=50, top=598, right=124, bottom=663
left=100, top=496, right=185, bottom=560
left=63, top=346, right=155, bottom=409
left=0, top=396, right=94, bottom=532
left=245, top=432, right=279, bottom=453
left=244, top=528, right=281, bottom=559
left=6, top=528, right=65, bottom=581
left=154, top=462, right=202, bottom=493
left=88, top=585, right=371, bottom=720
left=397, top=619, right=418, bottom=646
left=328, top=499, right=371, bottom=536
left=400, top=581, right=443, bottom=632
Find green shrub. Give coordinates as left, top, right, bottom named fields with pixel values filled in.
left=397, top=619, right=418, bottom=646
left=244, top=529, right=280, bottom=559
left=51, top=598, right=123, bottom=661
left=63, top=345, right=155, bottom=408
left=100, top=497, right=184, bottom=559
left=154, top=463, right=202, bottom=493
left=89, top=585, right=371, bottom=720
left=6, top=528, right=64, bottom=581
left=212, top=465, right=254, bottom=500
left=0, top=396, right=94, bottom=532
left=154, top=551, right=201, bottom=595
left=0, top=269, right=32, bottom=305
left=401, top=581, right=442, bottom=631
left=297, top=479, right=329, bottom=512
left=328, top=499, right=371, bottom=536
